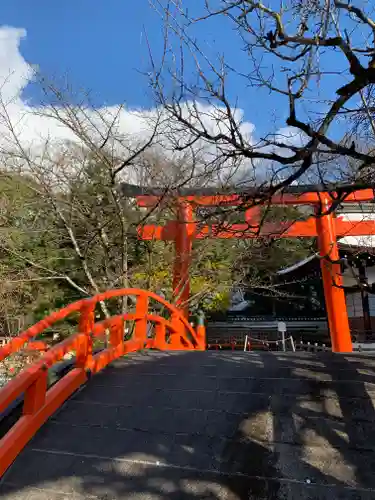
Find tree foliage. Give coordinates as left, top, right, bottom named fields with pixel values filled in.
left=0, top=157, right=313, bottom=335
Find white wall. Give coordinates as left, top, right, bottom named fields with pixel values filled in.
left=346, top=292, right=375, bottom=317
left=338, top=211, right=375, bottom=247
left=342, top=266, right=375, bottom=287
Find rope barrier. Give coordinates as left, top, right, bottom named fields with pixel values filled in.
left=207, top=334, right=340, bottom=353
left=208, top=334, right=297, bottom=352
left=245, top=335, right=293, bottom=344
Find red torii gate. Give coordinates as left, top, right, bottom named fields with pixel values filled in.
left=127, top=183, right=375, bottom=353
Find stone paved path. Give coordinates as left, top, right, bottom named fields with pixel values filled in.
left=1, top=350, right=375, bottom=499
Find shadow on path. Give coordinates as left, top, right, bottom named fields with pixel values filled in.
left=1, top=350, right=375, bottom=499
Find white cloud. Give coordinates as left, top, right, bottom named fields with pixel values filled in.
left=272, top=126, right=308, bottom=150
left=0, top=28, right=252, bottom=132
left=0, top=25, right=298, bottom=187
left=0, top=27, right=33, bottom=100
left=0, top=27, right=75, bottom=150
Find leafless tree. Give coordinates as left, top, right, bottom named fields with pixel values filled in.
left=0, top=80, right=166, bottom=320
left=148, top=0, right=375, bottom=200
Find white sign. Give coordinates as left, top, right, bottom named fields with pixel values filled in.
left=277, top=322, right=287, bottom=333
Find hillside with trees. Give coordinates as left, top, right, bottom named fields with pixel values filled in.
left=0, top=156, right=313, bottom=340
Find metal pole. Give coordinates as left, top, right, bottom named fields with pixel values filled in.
left=277, top=322, right=287, bottom=352
left=290, top=336, right=296, bottom=352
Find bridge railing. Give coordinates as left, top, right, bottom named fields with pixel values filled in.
left=0, top=288, right=205, bottom=477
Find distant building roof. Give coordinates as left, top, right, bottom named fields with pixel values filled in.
left=278, top=207, right=375, bottom=275
left=277, top=255, right=317, bottom=275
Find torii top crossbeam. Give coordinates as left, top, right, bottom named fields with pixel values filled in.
left=122, top=182, right=375, bottom=206
left=122, top=182, right=375, bottom=353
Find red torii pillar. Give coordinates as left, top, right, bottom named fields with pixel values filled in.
left=316, top=196, right=352, bottom=352
left=173, top=201, right=194, bottom=318
left=171, top=204, right=352, bottom=351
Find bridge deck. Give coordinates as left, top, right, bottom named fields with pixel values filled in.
left=1, top=351, right=375, bottom=499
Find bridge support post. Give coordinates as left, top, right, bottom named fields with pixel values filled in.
left=134, top=294, right=149, bottom=346
left=196, top=310, right=206, bottom=351
left=316, top=198, right=352, bottom=353
left=173, top=201, right=194, bottom=318
left=77, top=300, right=95, bottom=369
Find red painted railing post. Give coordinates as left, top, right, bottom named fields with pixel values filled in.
left=316, top=198, right=352, bottom=352
left=134, top=294, right=149, bottom=346
left=110, top=317, right=125, bottom=348
left=195, top=310, right=206, bottom=351
left=23, top=368, right=48, bottom=415
left=77, top=300, right=95, bottom=369
left=169, top=312, right=184, bottom=349
left=154, top=322, right=167, bottom=349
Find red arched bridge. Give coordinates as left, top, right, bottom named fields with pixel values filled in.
left=1, top=288, right=375, bottom=499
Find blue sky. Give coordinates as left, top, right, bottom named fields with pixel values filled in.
left=0, top=0, right=360, bottom=149
left=0, top=1, right=163, bottom=107
left=0, top=0, right=287, bottom=136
